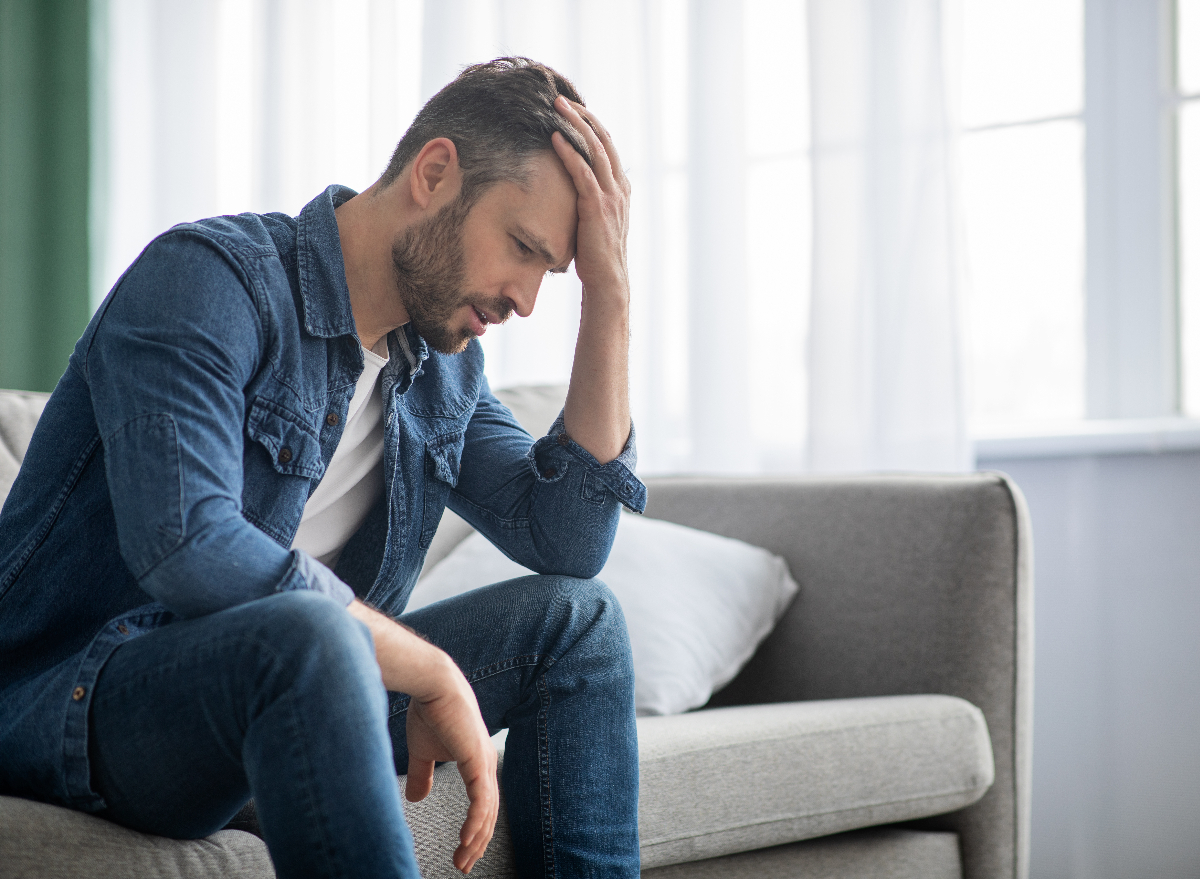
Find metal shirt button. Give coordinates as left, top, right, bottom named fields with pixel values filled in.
left=543, top=467, right=558, bottom=478
left=557, top=433, right=570, bottom=447
left=117, top=624, right=129, bottom=635
left=325, top=412, right=339, bottom=427
left=72, top=687, right=86, bottom=701
left=278, top=447, right=293, bottom=465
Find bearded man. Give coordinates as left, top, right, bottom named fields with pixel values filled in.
left=0, top=57, right=643, bottom=879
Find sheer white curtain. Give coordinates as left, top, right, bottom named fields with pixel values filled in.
left=97, top=0, right=968, bottom=475
left=806, top=0, right=970, bottom=472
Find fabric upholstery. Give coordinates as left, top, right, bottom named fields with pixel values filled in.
left=0, top=692, right=988, bottom=879
left=490, top=384, right=568, bottom=439
left=636, top=696, right=992, bottom=868
left=0, top=794, right=274, bottom=879
left=645, top=474, right=1032, bottom=879
left=642, top=828, right=963, bottom=879
left=0, top=760, right=515, bottom=879
left=0, top=389, right=49, bottom=506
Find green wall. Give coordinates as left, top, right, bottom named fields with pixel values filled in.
left=0, top=0, right=90, bottom=393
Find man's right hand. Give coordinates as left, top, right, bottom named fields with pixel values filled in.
left=346, top=599, right=498, bottom=874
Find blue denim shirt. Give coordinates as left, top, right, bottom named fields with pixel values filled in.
left=0, top=185, right=646, bottom=811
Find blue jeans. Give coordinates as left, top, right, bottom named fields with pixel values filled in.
left=86, top=577, right=639, bottom=879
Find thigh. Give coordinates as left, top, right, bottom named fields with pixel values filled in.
left=88, top=593, right=336, bottom=838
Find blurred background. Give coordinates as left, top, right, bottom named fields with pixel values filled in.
left=2, top=1, right=1199, bottom=876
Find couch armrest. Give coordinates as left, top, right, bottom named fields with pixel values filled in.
left=642, top=473, right=1032, bottom=879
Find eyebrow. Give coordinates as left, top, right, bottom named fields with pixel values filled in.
left=514, top=224, right=571, bottom=273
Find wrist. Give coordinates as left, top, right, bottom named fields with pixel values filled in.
left=402, top=641, right=461, bottom=701
left=580, top=267, right=629, bottom=301
left=581, top=280, right=630, bottom=317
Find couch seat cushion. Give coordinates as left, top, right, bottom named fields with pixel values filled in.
left=642, top=827, right=963, bottom=879
left=0, top=694, right=991, bottom=878
left=0, top=795, right=274, bottom=879
left=0, top=388, right=50, bottom=504
left=637, top=694, right=993, bottom=869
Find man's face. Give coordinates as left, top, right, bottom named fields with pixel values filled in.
left=391, top=150, right=579, bottom=355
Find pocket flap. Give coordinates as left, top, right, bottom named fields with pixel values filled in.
left=426, top=432, right=465, bottom=487
left=247, top=398, right=325, bottom=479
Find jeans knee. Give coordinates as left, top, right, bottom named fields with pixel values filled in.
left=247, top=591, right=380, bottom=698
left=543, top=576, right=633, bottom=672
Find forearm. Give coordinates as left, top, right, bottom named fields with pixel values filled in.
left=346, top=599, right=455, bottom=696
left=563, top=285, right=631, bottom=464
left=137, top=512, right=354, bottom=617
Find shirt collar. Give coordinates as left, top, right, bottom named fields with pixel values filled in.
left=394, top=324, right=427, bottom=377
left=296, top=185, right=431, bottom=384
left=296, top=184, right=359, bottom=339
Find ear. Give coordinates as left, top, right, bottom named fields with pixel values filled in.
left=409, top=138, right=461, bottom=210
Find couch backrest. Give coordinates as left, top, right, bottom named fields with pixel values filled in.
left=0, top=390, right=51, bottom=507
left=645, top=474, right=1033, bottom=879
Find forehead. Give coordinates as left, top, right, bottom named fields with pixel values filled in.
left=471, top=152, right=578, bottom=252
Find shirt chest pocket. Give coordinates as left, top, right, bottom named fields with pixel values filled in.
left=420, top=431, right=465, bottom=549
left=246, top=398, right=326, bottom=480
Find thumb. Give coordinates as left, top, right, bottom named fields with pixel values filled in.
left=405, top=759, right=435, bottom=803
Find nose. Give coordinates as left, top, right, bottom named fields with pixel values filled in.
left=506, top=272, right=543, bottom=319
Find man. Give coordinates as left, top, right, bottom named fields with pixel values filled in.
left=0, top=57, right=644, bottom=878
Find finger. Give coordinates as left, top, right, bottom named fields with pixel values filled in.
left=454, top=819, right=493, bottom=874
left=455, top=758, right=498, bottom=867
left=404, top=760, right=435, bottom=802
left=552, top=130, right=604, bottom=201
left=458, top=772, right=497, bottom=848
left=563, top=98, right=628, bottom=189
left=555, top=96, right=616, bottom=188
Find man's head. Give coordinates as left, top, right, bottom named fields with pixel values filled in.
left=382, top=57, right=592, bottom=207
left=379, top=57, right=590, bottom=354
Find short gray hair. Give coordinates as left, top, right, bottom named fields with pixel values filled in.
left=380, top=56, right=593, bottom=204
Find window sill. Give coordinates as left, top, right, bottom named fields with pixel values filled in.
left=973, top=418, right=1200, bottom=461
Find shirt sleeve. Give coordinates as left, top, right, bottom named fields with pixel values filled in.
left=85, top=230, right=354, bottom=619
left=445, top=377, right=647, bottom=580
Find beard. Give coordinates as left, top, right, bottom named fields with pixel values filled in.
left=390, top=194, right=510, bottom=355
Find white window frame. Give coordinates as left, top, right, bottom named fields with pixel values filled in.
left=976, top=0, right=1200, bottom=459
left=1083, top=0, right=1177, bottom=420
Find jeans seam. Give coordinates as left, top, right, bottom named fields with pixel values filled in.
left=537, top=671, right=556, bottom=879
left=386, top=656, right=544, bottom=720
left=466, top=654, right=542, bottom=684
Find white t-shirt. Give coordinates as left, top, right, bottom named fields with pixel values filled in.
left=291, top=338, right=390, bottom=569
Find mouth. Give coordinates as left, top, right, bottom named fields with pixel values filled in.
left=468, top=303, right=509, bottom=337
left=469, top=305, right=493, bottom=337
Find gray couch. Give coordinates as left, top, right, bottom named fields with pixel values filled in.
left=0, top=387, right=1031, bottom=879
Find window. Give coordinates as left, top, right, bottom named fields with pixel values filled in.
left=965, top=0, right=1199, bottom=432
left=960, top=0, right=1086, bottom=431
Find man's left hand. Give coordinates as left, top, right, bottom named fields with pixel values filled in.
left=552, top=97, right=633, bottom=464
left=551, top=96, right=631, bottom=301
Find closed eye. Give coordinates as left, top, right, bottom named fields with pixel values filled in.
left=512, top=226, right=571, bottom=273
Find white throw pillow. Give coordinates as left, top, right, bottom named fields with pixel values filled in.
left=408, top=513, right=799, bottom=716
